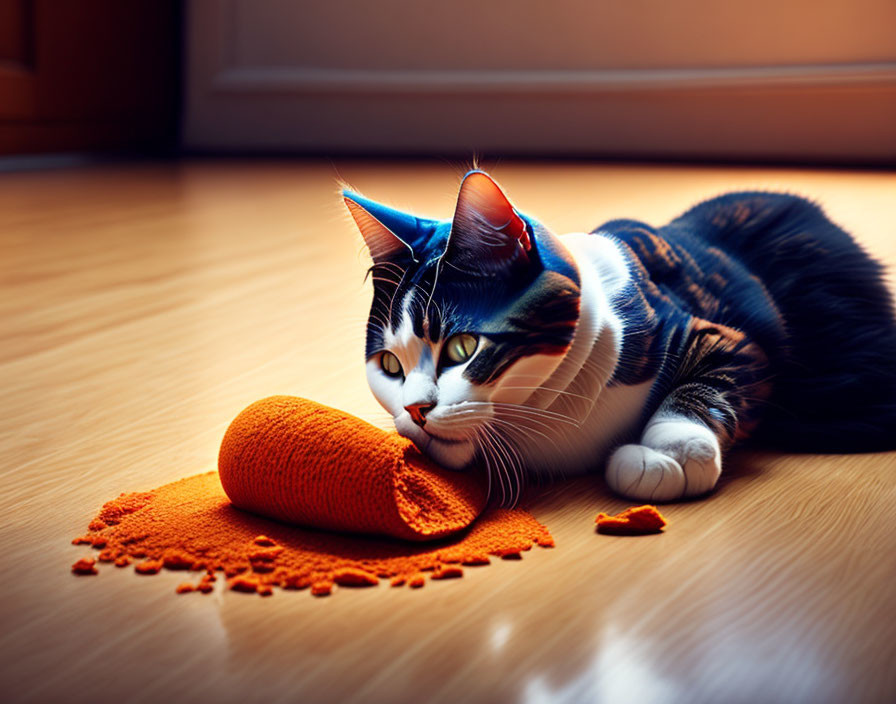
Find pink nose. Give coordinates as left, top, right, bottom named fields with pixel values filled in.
left=405, top=402, right=434, bottom=427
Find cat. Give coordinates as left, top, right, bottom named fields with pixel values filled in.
left=343, top=170, right=896, bottom=505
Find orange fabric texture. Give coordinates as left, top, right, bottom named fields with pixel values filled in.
left=595, top=505, right=668, bottom=535
left=218, top=396, right=487, bottom=541
left=71, top=396, right=554, bottom=596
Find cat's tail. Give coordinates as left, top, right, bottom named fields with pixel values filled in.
left=756, top=393, right=896, bottom=453
left=754, top=316, right=896, bottom=453
left=756, top=236, right=896, bottom=453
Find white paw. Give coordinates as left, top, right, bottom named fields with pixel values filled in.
left=641, top=416, right=722, bottom=497
left=606, top=444, right=687, bottom=501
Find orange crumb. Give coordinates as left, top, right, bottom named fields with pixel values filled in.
left=162, top=550, right=195, bottom=570
left=461, top=555, right=490, bottom=566
left=71, top=558, right=97, bottom=575
left=596, top=505, right=668, bottom=535
left=311, top=581, right=333, bottom=596
left=229, top=575, right=259, bottom=593
left=408, top=575, right=425, bottom=589
left=431, top=566, right=463, bottom=580
left=135, top=559, right=163, bottom=574
left=175, top=583, right=195, bottom=594
left=114, top=555, right=131, bottom=567
left=333, top=568, right=379, bottom=587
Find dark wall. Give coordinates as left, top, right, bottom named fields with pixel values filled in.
left=0, top=0, right=180, bottom=156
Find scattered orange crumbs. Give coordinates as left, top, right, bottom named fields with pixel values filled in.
left=70, top=472, right=553, bottom=597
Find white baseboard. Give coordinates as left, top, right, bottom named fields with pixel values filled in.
left=211, top=63, right=896, bottom=95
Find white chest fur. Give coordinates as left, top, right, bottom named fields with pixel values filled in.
left=506, top=233, right=654, bottom=477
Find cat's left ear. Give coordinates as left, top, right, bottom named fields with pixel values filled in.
left=445, top=171, right=534, bottom=274
left=343, top=189, right=419, bottom=263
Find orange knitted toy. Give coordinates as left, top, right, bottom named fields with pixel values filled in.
left=218, top=396, right=487, bottom=541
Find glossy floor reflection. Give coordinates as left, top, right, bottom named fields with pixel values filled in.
left=1, top=160, right=895, bottom=703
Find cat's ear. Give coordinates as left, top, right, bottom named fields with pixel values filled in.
left=446, top=171, right=533, bottom=273
left=343, top=189, right=416, bottom=263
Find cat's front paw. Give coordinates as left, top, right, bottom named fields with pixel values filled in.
left=606, top=418, right=722, bottom=501
left=605, top=444, right=687, bottom=501
left=641, top=417, right=722, bottom=498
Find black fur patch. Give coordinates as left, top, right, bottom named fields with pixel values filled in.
left=600, top=192, right=896, bottom=451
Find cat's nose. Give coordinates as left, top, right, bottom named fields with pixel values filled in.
left=405, top=402, right=435, bottom=427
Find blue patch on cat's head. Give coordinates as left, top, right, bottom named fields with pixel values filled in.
left=344, top=171, right=581, bottom=384
left=341, top=188, right=450, bottom=263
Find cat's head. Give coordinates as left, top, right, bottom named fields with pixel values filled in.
left=344, top=170, right=581, bottom=477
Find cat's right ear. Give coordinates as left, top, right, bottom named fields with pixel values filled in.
left=342, top=189, right=415, bottom=263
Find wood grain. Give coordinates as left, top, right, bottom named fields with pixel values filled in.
left=1, top=160, right=895, bottom=703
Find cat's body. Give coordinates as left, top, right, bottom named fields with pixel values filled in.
left=344, top=172, right=896, bottom=504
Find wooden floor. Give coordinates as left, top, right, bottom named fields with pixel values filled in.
left=2, top=160, right=895, bottom=704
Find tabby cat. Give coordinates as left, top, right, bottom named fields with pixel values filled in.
left=343, top=171, right=896, bottom=504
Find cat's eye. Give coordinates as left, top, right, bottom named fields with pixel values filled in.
left=380, top=351, right=403, bottom=377
left=443, top=333, right=479, bottom=366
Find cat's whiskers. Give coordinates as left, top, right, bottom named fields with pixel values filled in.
left=370, top=261, right=406, bottom=274
left=365, top=320, right=390, bottom=337
left=478, top=425, right=512, bottom=506
left=441, top=406, right=575, bottom=434
left=483, top=415, right=563, bottom=448
left=486, top=431, right=515, bottom=507
left=481, top=423, right=524, bottom=506
left=497, top=426, right=526, bottom=507
left=495, top=385, right=593, bottom=402
left=481, top=416, right=569, bottom=479
left=369, top=275, right=402, bottom=288
left=438, top=402, right=579, bottom=428
left=490, top=409, right=573, bottom=436
left=465, top=400, right=580, bottom=426
left=436, top=406, right=570, bottom=488
left=471, top=430, right=494, bottom=505
left=476, top=426, right=507, bottom=506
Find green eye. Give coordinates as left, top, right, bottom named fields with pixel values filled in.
left=443, top=333, right=478, bottom=365
left=380, top=351, right=403, bottom=377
